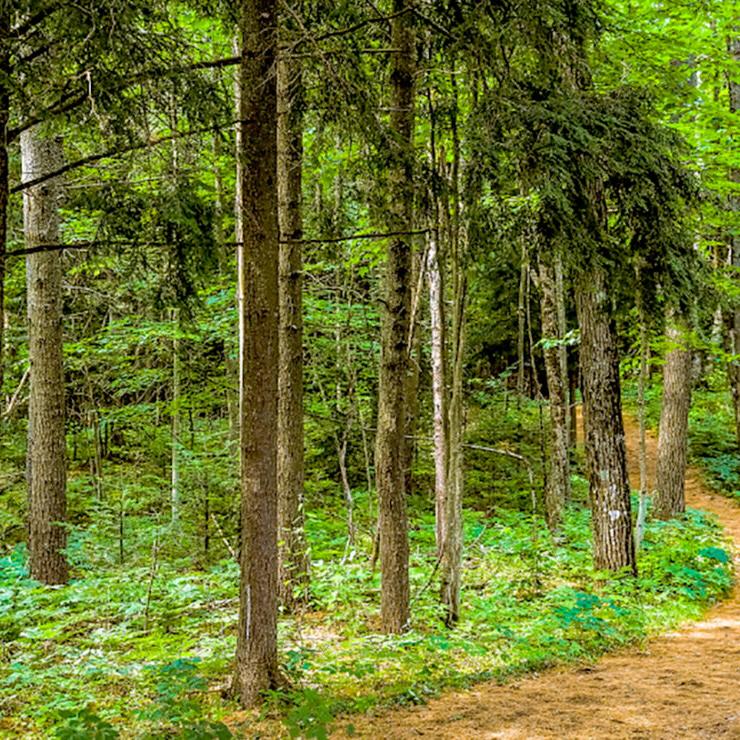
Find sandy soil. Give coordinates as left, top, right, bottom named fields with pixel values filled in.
left=343, top=415, right=740, bottom=739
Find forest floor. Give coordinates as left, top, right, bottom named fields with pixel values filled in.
left=344, top=415, right=740, bottom=739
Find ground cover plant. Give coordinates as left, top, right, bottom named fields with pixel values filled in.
left=0, top=398, right=733, bottom=738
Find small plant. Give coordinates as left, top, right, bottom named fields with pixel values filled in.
left=53, top=706, right=119, bottom=739
left=283, top=689, right=336, bottom=740
left=138, top=659, right=232, bottom=738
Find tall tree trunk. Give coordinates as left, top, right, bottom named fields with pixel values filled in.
left=233, top=35, right=245, bottom=442
left=654, top=319, right=694, bottom=519
left=170, top=308, right=181, bottom=524
left=516, top=242, right=527, bottom=399
left=730, top=244, right=740, bottom=449
left=634, top=285, right=649, bottom=550
left=442, top=230, right=466, bottom=627
left=575, top=265, right=636, bottom=574
left=538, top=252, right=570, bottom=531
left=427, top=229, right=448, bottom=555
left=277, top=51, right=308, bottom=610
left=375, top=0, right=415, bottom=634
left=727, top=37, right=740, bottom=450
left=568, top=354, right=578, bottom=448
left=233, top=0, right=281, bottom=706
left=22, top=127, right=68, bottom=585
left=440, top=86, right=465, bottom=627
left=554, top=257, right=571, bottom=445
left=0, top=8, right=8, bottom=413
left=402, top=248, right=424, bottom=496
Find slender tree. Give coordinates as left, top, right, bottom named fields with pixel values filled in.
left=0, top=5, right=8, bottom=412
left=170, top=309, right=181, bottom=524
left=233, top=0, right=282, bottom=706
left=727, top=36, right=740, bottom=450
left=427, top=228, right=448, bottom=557
left=634, top=279, right=650, bottom=550
left=538, top=250, right=570, bottom=531
left=440, top=83, right=467, bottom=626
left=22, top=126, right=68, bottom=585
left=375, top=0, right=415, bottom=634
left=654, top=318, right=694, bottom=519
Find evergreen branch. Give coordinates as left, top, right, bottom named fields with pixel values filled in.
left=7, top=229, right=429, bottom=258
left=282, top=229, right=429, bottom=245
left=11, top=122, right=235, bottom=194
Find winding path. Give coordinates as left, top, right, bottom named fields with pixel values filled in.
left=347, top=416, right=740, bottom=738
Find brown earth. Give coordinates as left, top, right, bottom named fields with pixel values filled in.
left=342, top=415, right=740, bottom=739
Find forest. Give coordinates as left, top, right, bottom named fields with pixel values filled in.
left=0, top=0, right=738, bottom=737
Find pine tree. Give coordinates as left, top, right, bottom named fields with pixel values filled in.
left=233, top=0, right=282, bottom=706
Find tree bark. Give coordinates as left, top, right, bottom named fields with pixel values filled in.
left=170, top=308, right=181, bottom=524
left=427, top=229, right=448, bottom=555
left=516, top=242, right=527, bottom=399
left=277, top=50, right=309, bottom=611
left=22, top=126, right=68, bottom=585
left=439, top=82, right=466, bottom=626
left=233, top=0, right=281, bottom=706
left=0, top=7, right=8, bottom=413
left=538, top=253, right=570, bottom=531
left=233, top=35, right=244, bottom=441
left=375, top=0, right=415, bottom=634
left=442, top=225, right=466, bottom=627
left=402, top=248, right=423, bottom=496
left=727, top=37, right=740, bottom=450
left=634, top=286, right=649, bottom=550
left=575, top=265, right=636, bottom=574
left=654, top=319, right=694, bottom=519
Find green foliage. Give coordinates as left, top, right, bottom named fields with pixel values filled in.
left=281, top=689, right=335, bottom=740
left=1, top=435, right=733, bottom=737
left=53, top=707, right=119, bottom=739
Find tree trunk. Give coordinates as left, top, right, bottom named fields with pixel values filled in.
left=730, top=244, right=740, bottom=449
left=427, top=229, right=448, bottom=555
left=22, top=127, right=68, bottom=585
left=654, top=319, right=694, bottom=520
left=0, top=8, right=8, bottom=413
left=538, top=253, right=570, bottom=531
left=439, top=74, right=467, bottom=627
left=402, top=248, right=424, bottom=496
left=442, top=229, right=466, bottom=627
left=727, top=37, right=740, bottom=450
left=568, top=354, right=578, bottom=448
left=233, top=35, right=245, bottom=442
left=575, top=265, right=636, bottom=574
left=277, top=51, right=309, bottom=611
left=375, top=0, right=414, bottom=634
left=554, top=257, right=571, bottom=445
left=233, top=0, right=281, bottom=706
left=634, top=287, right=649, bottom=550
left=170, top=308, right=181, bottom=524
left=517, top=242, right=527, bottom=399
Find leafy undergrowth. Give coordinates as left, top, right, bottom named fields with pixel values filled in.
left=0, top=495, right=732, bottom=739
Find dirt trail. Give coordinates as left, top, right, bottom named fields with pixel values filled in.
left=346, top=416, right=740, bottom=738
